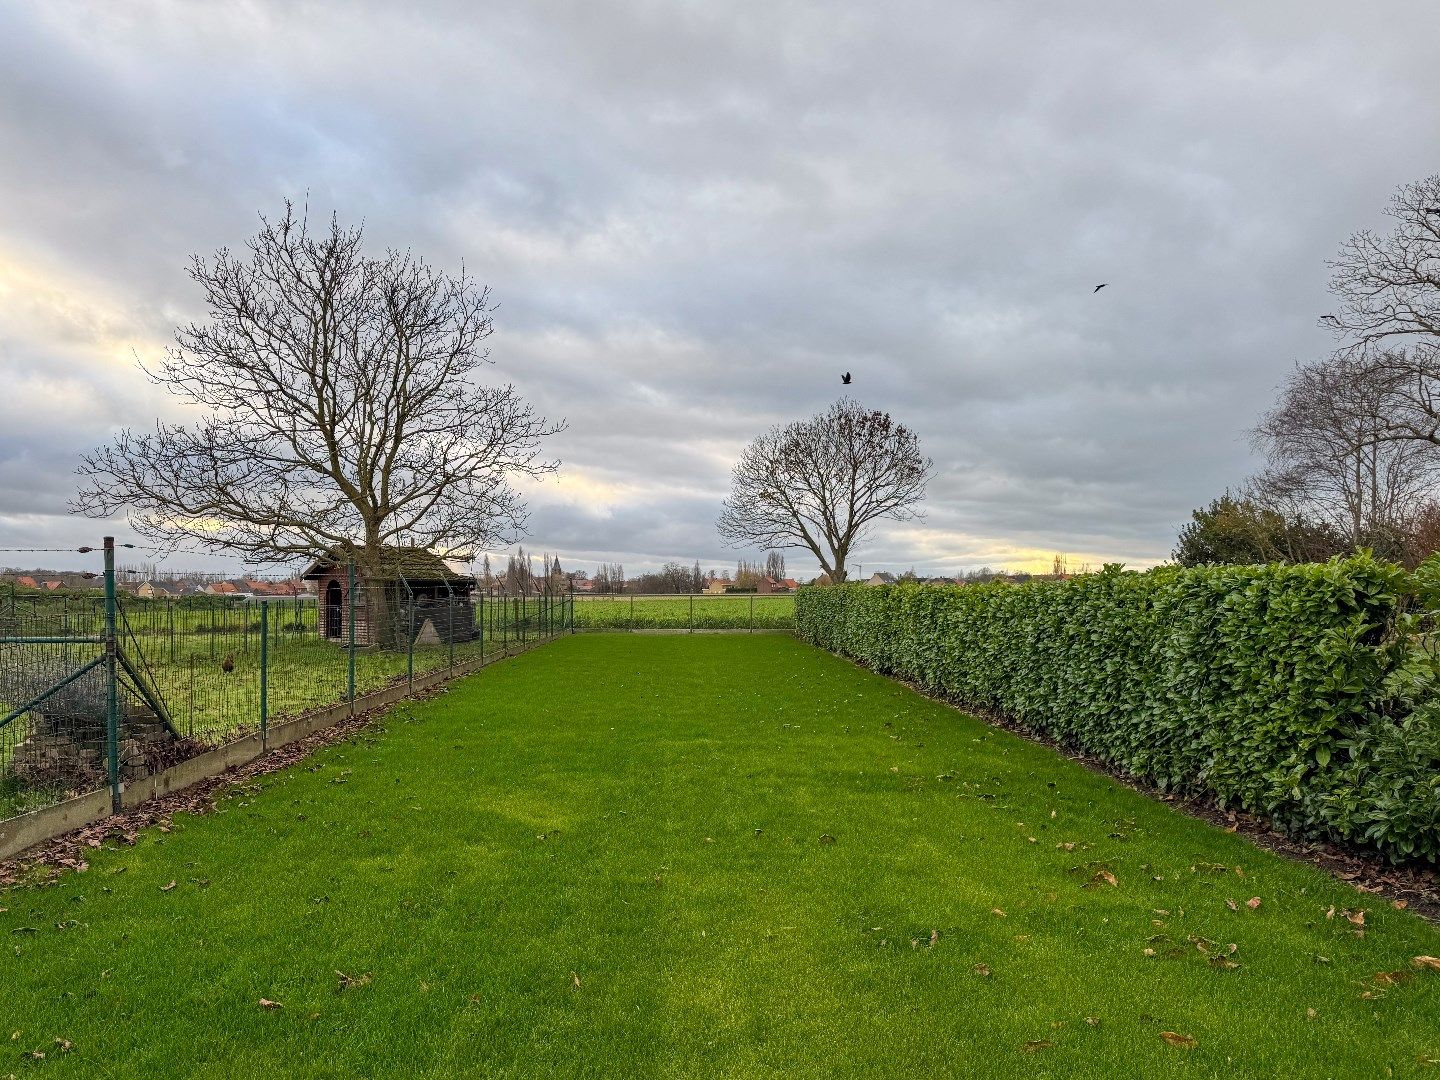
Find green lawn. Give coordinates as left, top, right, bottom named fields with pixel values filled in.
left=572, top=593, right=794, bottom=630
left=4, top=634, right=1439, bottom=1078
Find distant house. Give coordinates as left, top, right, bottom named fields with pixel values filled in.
left=42, top=580, right=63, bottom=591
left=704, top=578, right=734, bottom=595
left=867, top=572, right=897, bottom=586
left=204, top=582, right=241, bottom=596
left=570, top=578, right=595, bottom=593
left=136, top=582, right=171, bottom=599
left=301, top=546, right=478, bottom=647
left=15, top=576, right=37, bottom=590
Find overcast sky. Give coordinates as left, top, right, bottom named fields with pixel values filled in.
left=2, top=1, right=1438, bottom=579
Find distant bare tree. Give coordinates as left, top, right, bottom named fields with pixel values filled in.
left=764, top=550, right=786, bottom=582
left=1250, top=355, right=1440, bottom=554
left=717, top=399, right=931, bottom=583
left=75, top=203, right=561, bottom=608
left=593, top=563, right=625, bottom=594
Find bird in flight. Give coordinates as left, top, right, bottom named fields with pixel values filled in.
left=841, top=372, right=852, bottom=385
left=1093, top=283, right=1108, bottom=293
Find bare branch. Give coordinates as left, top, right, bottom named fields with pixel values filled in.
left=74, top=201, right=563, bottom=570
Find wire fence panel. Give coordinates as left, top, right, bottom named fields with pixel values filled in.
left=0, top=595, right=109, bottom=820
left=0, top=543, right=574, bottom=831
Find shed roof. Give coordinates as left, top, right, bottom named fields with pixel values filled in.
left=300, top=545, right=476, bottom=584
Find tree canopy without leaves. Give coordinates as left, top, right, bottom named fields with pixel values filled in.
left=1324, top=175, right=1440, bottom=450
left=1250, top=354, right=1440, bottom=555
left=76, top=203, right=560, bottom=578
left=717, top=398, right=931, bottom=582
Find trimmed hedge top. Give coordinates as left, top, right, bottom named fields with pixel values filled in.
left=796, top=556, right=1440, bottom=863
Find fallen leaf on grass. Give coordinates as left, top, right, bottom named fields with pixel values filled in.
left=1346, top=909, right=1367, bottom=927
left=570, top=971, right=581, bottom=989
left=1395, top=900, right=1409, bottom=910
left=1225, top=899, right=1238, bottom=911
left=335, top=970, right=372, bottom=992
left=1085, top=1016, right=1101, bottom=1026
left=973, top=964, right=992, bottom=977
left=1245, top=897, right=1262, bottom=910
left=258, top=999, right=283, bottom=1010
left=1372, top=971, right=1412, bottom=987
left=1412, top=956, right=1440, bottom=973
left=159, top=881, right=176, bottom=892
left=1094, top=870, right=1118, bottom=888
left=819, top=834, right=836, bottom=845
left=1021, top=1040, right=1052, bottom=1053
left=1159, top=1031, right=1197, bottom=1048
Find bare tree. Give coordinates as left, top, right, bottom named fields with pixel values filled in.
left=764, top=550, right=786, bottom=582
left=717, top=398, right=931, bottom=582
left=75, top=203, right=560, bottom=622
left=1250, top=355, right=1440, bottom=554
left=1324, top=175, right=1440, bottom=450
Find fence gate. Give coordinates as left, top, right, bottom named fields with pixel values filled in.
left=0, top=537, right=177, bottom=816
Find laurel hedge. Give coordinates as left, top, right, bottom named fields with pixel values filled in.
left=796, top=556, right=1440, bottom=862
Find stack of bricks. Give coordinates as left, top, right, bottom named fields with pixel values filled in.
left=11, top=701, right=172, bottom=789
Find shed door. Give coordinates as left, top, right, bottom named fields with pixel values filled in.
left=325, top=580, right=343, bottom=639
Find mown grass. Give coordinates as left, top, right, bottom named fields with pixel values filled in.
left=572, top=593, right=794, bottom=630
left=3, top=634, right=1439, bottom=1078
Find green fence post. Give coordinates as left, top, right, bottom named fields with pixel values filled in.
left=347, top=561, right=357, bottom=714
left=447, top=587, right=455, bottom=671
left=259, top=599, right=269, bottom=749
left=407, top=599, right=415, bottom=697
left=102, top=536, right=121, bottom=812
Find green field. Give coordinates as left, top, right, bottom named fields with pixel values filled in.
left=4, top=634, right=1438, bottom=1077
left=571, top=593, right=794, bottom=630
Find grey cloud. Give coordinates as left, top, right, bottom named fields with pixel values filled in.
left=2, top=0, right=1438, bottom=576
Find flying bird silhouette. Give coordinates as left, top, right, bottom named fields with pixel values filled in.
left=841, top=372, right=852, bottom=385
left=1093, top=284, right=1108, bottom=293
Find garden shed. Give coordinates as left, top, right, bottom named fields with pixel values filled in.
left=301, top=546, right=478, bottom=647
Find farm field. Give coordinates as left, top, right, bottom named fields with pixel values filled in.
left=4, top=633, right=1439, bottom=1078
left=571, top=592, right=794, bottom=630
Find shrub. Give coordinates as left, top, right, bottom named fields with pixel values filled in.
left=796, top=555, right=1440, bottom=863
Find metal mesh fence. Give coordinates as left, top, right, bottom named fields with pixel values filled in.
left=0, top=542, right=572, bottom=828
